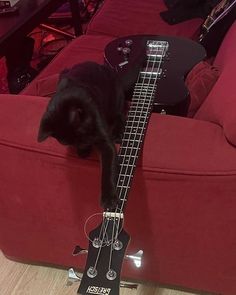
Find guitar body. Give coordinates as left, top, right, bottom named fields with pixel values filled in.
left=104, top=35, right=206, bottom=116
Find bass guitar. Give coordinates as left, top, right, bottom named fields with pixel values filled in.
left=70, top=35, right=205, bottom=295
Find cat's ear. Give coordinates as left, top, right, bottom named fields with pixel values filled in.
left=37, top=112, right=53, bottom=142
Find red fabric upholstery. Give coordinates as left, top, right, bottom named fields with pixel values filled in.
left=185, top=61, right=220, bottom=117
left=1, top=1, right=236, bottom=295
left=22, top=35, right=114, bottom=96
left=87, top=0, right=202, bottom=38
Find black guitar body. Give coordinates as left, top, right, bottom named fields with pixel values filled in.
left=104, top=35, right=206, bottom=116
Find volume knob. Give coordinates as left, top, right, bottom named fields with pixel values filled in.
left=122, top=47, right=131, bottom=55
left=125, top=39, right=133, bottom=47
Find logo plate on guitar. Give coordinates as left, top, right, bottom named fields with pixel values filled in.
left=86, top=286, right=111, bottom=295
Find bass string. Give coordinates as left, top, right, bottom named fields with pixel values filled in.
left=92, top=216, right=110, bottom=270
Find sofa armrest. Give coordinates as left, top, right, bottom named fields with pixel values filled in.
left=143, top=113, right=236, bottom=174
left=1, top=94, right=235, bottom=175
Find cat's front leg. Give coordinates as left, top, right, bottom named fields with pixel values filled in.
left=76, top=144, right=92, bottom=158
left=98, top=139, right=119, bottom=210
left=110, top=113, right=125, bottom=144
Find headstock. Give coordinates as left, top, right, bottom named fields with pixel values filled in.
left=78, top=212, right=130, bottom=295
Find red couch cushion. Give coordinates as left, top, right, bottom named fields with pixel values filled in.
left=87, top=0, right=203, bottom=38
left=185, top=61, right=220, bottom=117
left=22, top=35, right=115, bottom=96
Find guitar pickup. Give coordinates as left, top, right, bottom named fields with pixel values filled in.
left=103, top=212, right=124, bottom=219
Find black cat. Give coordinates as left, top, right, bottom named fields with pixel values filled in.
left=38, top=61, right=126, bottom=210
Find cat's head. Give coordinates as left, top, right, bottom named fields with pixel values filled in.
left=37, top=79, right=95, bottom=146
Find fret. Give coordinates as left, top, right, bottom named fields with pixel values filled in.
left=118, top=165, right=135, bottom=176
left=132, top=94, right=155, bottom=99
left=123, top=126, right=145, bottom=131
left=118, top=158, right=136, bottom=168
left=140, top=69, right=162, bottom=76
left=133, top=87, right=155, bottom=92
left=117, top=178, right=130, bottom=187
left=133, top=85, right=156, bottom=90
left=128, top=110, right=150, bottom=115
left=146, top=55, right=162, bottom=61
left=128, top=110, right=151, bottom=116
left=130, top=102, right=152, bottom=106
left=124, top=132, right=144, bottom=140
left=126, top=116, right=149, bottom=122
left=119, top=154, right=137, bottom=159
left=129, top=104, right=152, bottom=110
left=122, top=135, right=144, bottom=144
left=135, top=82, right=156, bottom=86
left=117, top=185, right=130, bottom=189
left=126, top=115, right=148, bottom=121
left=121, top=141, right=141, bottom=147
left=128, top=108, right=150, bottom=114
left=133, top=88, right=155, bottom=93
left=124, top=126, right=145, bottom=133
left=132, top=93, right=155, bottom=98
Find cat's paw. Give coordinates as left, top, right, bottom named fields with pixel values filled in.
left=101, top=190, right=119, bottom=210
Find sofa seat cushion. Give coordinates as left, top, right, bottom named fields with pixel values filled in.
left=22, top=34, right=115, bottom=96
left=87, top=0, right=203, bottom=38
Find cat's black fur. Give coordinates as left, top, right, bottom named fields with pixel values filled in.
left=38, top=61, right=127, bottom=209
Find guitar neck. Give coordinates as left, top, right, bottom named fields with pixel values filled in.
left=115, top=40, right=168, bottom=213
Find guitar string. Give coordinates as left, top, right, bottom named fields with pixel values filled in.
left=106, top=42, right=167, bottom=273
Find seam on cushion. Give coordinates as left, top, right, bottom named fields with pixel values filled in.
left=142, top=166, right=236, bottom=176
left=0, top=139, right=92, bottom=161
left=1, top=139, right=236, bottom=176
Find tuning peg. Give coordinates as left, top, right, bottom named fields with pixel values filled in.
left=72, top=245, right=88, bottom=256
left=125, top=250, right=143, bottom=268
left=67, top=268, right=82, bottom=286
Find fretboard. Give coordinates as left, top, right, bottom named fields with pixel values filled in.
left=116, top=40, right=169, bottom=213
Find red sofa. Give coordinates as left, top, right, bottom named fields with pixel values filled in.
left=1, top=1, right=236, bottom=294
